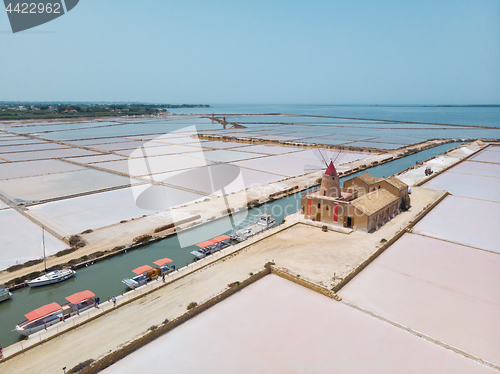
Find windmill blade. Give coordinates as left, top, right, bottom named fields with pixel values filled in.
left=332, top=149, right=346, bottom=165
left=336, top=151, right=347, bottom=165
left=313, top=148, right=331, bottom=166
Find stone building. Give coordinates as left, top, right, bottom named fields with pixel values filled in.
left=301, top=162, right=410, bottom=232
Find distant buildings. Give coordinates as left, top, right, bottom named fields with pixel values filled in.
left=301, top=162, right=409, bottom=232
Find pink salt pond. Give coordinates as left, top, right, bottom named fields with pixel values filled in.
left=338, top=233, right=500, bottom=365
left=101, top=275, right=497, bottom=374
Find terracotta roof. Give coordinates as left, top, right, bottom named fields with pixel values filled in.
left=196, top=235, right=230, bottom=248
left=383, top=176, right=408, bottom=191
left=351, top=189, right=398, bottom=216
left=65, top=290, right=95, bottom=305
left=325, top=161, right=337, bottom=175
left=25, top=302, right=61, bottom=321
left=153, top=258, right=173, bottom=266
left=132, top=265, right=153, bottom=275
left=352, top=173, right=382, bottom=185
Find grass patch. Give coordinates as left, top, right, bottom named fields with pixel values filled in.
left=67, top=359, right=95, bottom=374
left=133, top=234, right=152, bottom=244
left=154, top=223, right=174, bottom=233
left=187, top=302, right=197, bottom=310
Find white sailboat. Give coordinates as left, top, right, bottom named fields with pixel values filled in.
left=27, top=228, right=75, bottom=287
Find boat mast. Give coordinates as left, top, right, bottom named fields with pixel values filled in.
left=42, top=227, right=47, bottom=273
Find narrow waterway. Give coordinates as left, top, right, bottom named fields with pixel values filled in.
left=0, top=142, right=461, bottom=347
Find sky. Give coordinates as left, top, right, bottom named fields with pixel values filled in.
left=0, top=0, right=499, bottom=105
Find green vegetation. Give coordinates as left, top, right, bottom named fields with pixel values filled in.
left=0, top=102, right=210, bottom=120
left=68, top=235, right=86, bottom=248
left=187, top=301, right=198, bottom=310
left=6, top=258, right=43, bottom=272
left=55, top=247, right=80, bottom=257
left=133, top=234, right=152, bottom=244
left=400, top=197, right=410, bottom=211
left=67, top=359, right=95, bottom=374
left=154, top=223, right=174, bottom=233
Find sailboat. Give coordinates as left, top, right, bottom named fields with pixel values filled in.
left=27, top=228, right=76, bottom=287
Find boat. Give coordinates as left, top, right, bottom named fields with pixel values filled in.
left=122, top=258, right=175, bottom=290
left=191, top=235, right=231, bottom=259
left=153, top=258, right=176, bottom=275
left=15, top=290, right=96, bottom=336
left=0, top=286, right=12, bottom=303
left=27, top=228, right=76, bottom=287
left=27, top=268, right=76, bottom=287
left=230, top=213, right=276, bottom=242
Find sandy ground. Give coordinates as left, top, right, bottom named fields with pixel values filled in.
left=0, top=187, right=443, bottom=373
left=102, top=275, right=498, bottom=374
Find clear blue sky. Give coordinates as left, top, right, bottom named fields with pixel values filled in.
left=0, top=0, right=499, bottom=104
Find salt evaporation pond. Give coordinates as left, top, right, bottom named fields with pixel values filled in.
left=101, top=275, right=498, bottom=374
left=26, top=185, right=206, bottom=236
left=0, top=142, right=463, bottom=347
left=413, top=195, right=500, bottom=253
left=0, top=209, right=67, bottom=270
left=0, top=169, right=143, bottom=203
left=0, top=159, right=85, bottom=180
left=3, top=148, right=99, bottom=162
left=338, top=234, right=500, bottom=365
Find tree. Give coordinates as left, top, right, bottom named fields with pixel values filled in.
left=57, top=105, right=67, bottom=113
left=400, top=197, right=410, bottom=212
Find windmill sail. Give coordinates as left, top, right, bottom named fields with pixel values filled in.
left=304, top=148, right=347, bottom=174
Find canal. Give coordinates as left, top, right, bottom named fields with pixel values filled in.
left=0, top=141, right=461, bottom=347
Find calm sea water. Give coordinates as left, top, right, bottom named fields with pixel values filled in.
left=0, top=141, right=460, bottom=348
left=169, top=104, right=500, bottom=128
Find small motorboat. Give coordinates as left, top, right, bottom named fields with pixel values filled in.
left=0, top=286, right=12, bottom=303
left=191, top=235, right=231, bottom=259
left=122, top=259, right=175, bottom=290
left=230, top=213, right=276, bottom=242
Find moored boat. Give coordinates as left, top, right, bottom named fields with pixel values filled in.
left=15, top=302, right=62, bottom=336
left=230, top=213, right=276, bottom=242
left=0, top=286, right=12, bottom=303
left=122, top=258, right=175, bottom=290
left=153, top=258, right=176, bottom=275
left=27, top=268, right=76, bottom=287
left=27, top=227, right=76, bottom=287
left=191, top=235, right=231, bottom=259
left=15, top=290, right=96, bottom=336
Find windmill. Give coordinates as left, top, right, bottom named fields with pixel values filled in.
left=304, top=148, right=347, bottom=198
left=304, top=148, right=347, bottom=175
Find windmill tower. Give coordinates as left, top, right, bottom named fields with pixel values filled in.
left=306, top=149, right=346, bottom=199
